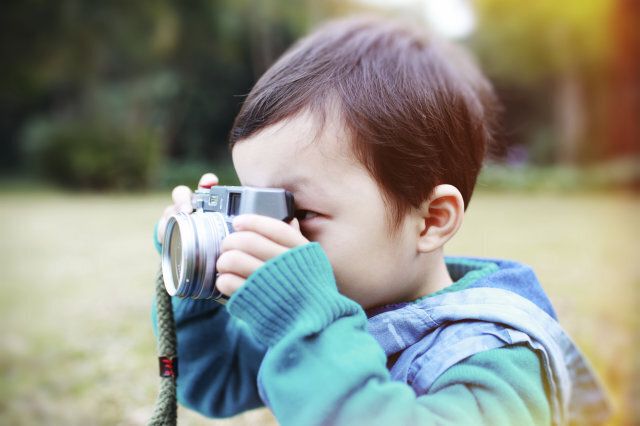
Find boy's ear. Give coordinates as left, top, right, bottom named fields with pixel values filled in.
left=416, top=184, right=465, bottom=253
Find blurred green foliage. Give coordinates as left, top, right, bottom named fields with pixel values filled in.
left=471, top=0, right=612, bottom=83
left=470, top=0, right=637, bottom=164
left=477, top=160, right=640, bottom=193
left=20, top=71, right=178, bottom=189
left=23, top=119, right=161, bottom=190
left=2, top=0, right=347, bottom=189
left=0, top=0, right=636, bottom=190
left=158, top=159, right=240, bottom=189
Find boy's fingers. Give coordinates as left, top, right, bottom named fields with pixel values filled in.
left=177, top=202, right=193, bottom=214
left=215, top=273, right=245, bottom=296
left=221, top=231, right=289, bottom=262
left=172, top=185, right=192, bottom=206
left=289, top=217, right=301, bottom=233
left=216, top=250, right=263, bottom=279
left=172, top=185, right=193, bottom=214
left=232, top=214, right=308, bottom=248
left=198, top=173, right=219, bottom=189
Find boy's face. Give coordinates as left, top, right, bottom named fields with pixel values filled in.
left=232, top=110, right=426, bottom=309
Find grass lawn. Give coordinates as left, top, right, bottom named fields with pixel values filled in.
left=0, top=190, right=637, bottom=425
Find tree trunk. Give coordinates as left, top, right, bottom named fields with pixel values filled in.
left=608, top=0, right=640, bottom=159
left=554, top=70, right=585, bottom=164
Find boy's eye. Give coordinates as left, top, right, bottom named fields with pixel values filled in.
left=295, top=210, right=319, bottom=221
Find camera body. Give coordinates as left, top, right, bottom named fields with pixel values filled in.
left=192, top=185, right=295, bottom=225
left=161, top=185, right=295, bottom=302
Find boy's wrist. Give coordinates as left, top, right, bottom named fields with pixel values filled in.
left=172, top=295, right=222, bottom=319
left=226, top=242, right=361, bottom=346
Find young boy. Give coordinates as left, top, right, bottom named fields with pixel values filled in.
left=154, top=17, right=609, bottom=425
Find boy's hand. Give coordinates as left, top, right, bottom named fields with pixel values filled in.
left=156, top=173, right=219, bottom=244
left=215, top=214, right=308, bottom=297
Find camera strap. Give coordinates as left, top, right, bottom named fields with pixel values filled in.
left=148, top=266, right=178, bottom=426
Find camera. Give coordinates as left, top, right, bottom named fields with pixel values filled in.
left=161, top=186, right=294, bottom=302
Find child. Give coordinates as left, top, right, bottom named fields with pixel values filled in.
left=154, top=17, right=609, bottom=425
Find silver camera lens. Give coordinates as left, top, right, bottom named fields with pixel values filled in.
left=161, top=211, right=229, bottom=300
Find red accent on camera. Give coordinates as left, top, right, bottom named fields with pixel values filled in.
left=159, top=357, right=178, bottom=378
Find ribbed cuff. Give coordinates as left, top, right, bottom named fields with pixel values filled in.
left=226, top=242, right=361, bottom=347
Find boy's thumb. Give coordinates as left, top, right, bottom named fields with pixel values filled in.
left=289, top=217, right=301, bottom=232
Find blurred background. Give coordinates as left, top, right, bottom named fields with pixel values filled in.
left=0, top=0, right=638, bottom=425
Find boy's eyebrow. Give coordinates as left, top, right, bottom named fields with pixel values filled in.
left=276, top=177, right=310, bottom=192
left=243, top=176, right=307, bottom=191
left=271, top=175, right=321, bottom=196
left=244, top=175, right=325, bottom=199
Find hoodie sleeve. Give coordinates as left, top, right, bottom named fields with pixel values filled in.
left=151, top=223, right=267, bottom=417
left=226, top=242, right=551, bottom=426
left=154, top=297, right=268, bottom=418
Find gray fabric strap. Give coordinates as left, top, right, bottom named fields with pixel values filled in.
left=148, top=266, right=178, bottom=426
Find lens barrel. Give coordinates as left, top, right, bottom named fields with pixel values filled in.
left=161, top=211, right=229, bottom=300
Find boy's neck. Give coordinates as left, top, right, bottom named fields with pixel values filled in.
left=362, top=249, right=453, bottom=312
left=415, top=248, right=454, bottom=300
left=385, top=248, right=454, bottom=307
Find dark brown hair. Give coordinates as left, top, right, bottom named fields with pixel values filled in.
left=230, top=17, right=498, bottom=231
